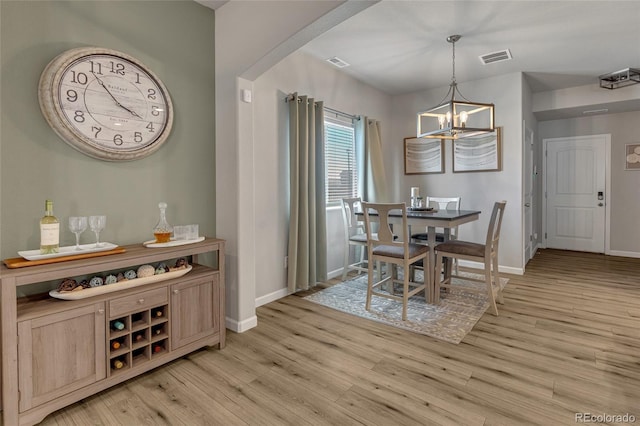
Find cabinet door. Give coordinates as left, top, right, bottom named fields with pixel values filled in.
left=171, top=273, right=219, bottom=349
left=18, top=302, right=106, bottom=412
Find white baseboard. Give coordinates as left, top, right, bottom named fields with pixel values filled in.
left=458, top=260, right=524, bottom=276
left=255, top=287, right=289, bottom=307
left=608, top=250, right=640, bottom=258
left=327, top=267, right=343, bottom=280
left=532, top=243, right=540, bottom=256
left=225, top=315, right=257, bottom=333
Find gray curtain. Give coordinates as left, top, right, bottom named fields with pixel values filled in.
left=356, top=117, right=389, bottom=202
left=287, top=93, right=327, bottom=292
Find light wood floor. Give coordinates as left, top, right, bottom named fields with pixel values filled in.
left=37, top=249, right=640, bottom=425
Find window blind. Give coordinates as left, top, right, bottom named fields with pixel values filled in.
left=324, top=117, right=357, bottom=204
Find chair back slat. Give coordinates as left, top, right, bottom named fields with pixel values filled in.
left=426, top=196, right=461, bottom=211
left=362, top=202, right=408, bottom=248
left=485, top=201, right=507, bottom=252
left=341, top=197, right=364, bottom=238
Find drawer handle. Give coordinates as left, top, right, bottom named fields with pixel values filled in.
left=97, top=308, right=105, bottom=315
left=173, top=289, right=179, bottom=295
left=138, top=298, right=145, bottom=304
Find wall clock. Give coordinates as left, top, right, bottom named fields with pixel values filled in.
left=39, top=47, right=174, bottom=161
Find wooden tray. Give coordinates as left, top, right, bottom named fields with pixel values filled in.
left=3, top=247, right=126, bottom=269
left=49, top=266, right=192, bottom=300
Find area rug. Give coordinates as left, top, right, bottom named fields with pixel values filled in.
left=304, top=272, right=508, bottom=344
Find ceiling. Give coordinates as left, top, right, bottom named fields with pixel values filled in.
left=298, top=1, right=640, bottom=96
left=201, top=1, right=640, bottom=118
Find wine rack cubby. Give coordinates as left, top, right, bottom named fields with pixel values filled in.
left=108, top=302, right=170, bottom=375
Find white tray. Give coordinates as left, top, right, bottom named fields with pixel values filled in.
left=19, top=242, right=119, bottom=261
left=49, top=265, right=192, bottom=300
left=143, top=236, right=205, bottom=248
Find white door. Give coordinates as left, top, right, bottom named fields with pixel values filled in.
left=523, top=126, right=534, bottom=263
left=545, top=135, right=606, bottom=253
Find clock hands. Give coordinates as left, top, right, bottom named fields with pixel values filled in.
left=91, top=72, right=142, bottom=119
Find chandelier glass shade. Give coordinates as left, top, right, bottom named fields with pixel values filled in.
left=417, top=35, right=495, bottom=140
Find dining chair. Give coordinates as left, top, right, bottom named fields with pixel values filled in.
left=411, top=196, right=461, bottom=242
left=434, top=201, right=507, bottom=315
left=411, top=196, right=461, bottom=273
left=340, top=197, right=369, bottom=280
left=362, top=202, right=431, bottom=320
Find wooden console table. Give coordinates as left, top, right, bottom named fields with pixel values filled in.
left=0, top=237, right=225, bottom=425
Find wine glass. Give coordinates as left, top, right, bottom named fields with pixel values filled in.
left=89, top=215, right=106, bottom=248
left=68, top=216, right=88, bottom=250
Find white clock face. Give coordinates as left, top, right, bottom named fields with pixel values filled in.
left=39, top=48, right=173, bottom=161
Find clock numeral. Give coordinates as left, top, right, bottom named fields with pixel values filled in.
left=134, top=132, right=143, bottom=143
left=135, top=72, right=141, bottom=84
left=151, top=105, right=161, bottom=116
left=66, top=89, right=78, bottom=103
left=146, top=122, right=155, bottom=133
left=92, top=126, right=102, bottom=138
left=74, top=111, right=85, bottom=123
left=89, top=61, right=103, bottom=75
left=70, top=71, right=88, bottom=85
left=147, top=89, right=156, bottom=100
left=109, top=61, right=125, bottom=76
left=113, top=134, right=123, bottom=146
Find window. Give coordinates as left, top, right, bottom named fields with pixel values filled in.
left=324, top=113, right=357, bottom=205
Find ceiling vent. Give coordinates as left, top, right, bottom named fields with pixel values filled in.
left=479, top=49, right=512, bottom=65
left=599, top=68, right=640, bottom=89
left=327, top=56, right=350, bottom=68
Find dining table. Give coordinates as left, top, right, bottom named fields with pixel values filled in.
left=356, top=207, right=481, bottom=302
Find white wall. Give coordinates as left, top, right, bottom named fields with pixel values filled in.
left=390, top=73, right=525, bottom=273
left=538, top=111, right=640, bottom=256
left=215, top=1, right=374, bottom=331
left=253, top=50, right=391, bottom=301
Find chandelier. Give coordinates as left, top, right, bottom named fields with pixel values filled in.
left=417, top=35, right=495, bottom=139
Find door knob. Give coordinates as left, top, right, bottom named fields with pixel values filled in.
left=598, top=203, right=604, bottom=207
left=524, top=203, right=531, bottom=207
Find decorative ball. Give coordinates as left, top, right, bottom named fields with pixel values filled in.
left=105, top=274, right=117, bottom=284
left=157, top=262, right=169, bottom=273
left=175, top=257, right=188, bottom=269
left=137, top=264, right=155, bottom=278
left=155, top=266, right=166, bottom=275
left=79, top=279, right=90, bottom=288
left=89, top=276, right=104, bottom=287
left=124, top=270, right=137, bottom=280
left=116, top=272, right=126, bottom=282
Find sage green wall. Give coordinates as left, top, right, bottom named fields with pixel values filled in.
left=0, top=2, right=216, bottom=264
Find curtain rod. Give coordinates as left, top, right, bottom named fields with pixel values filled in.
left=325, top=106, right=357, bottom=121
left=285, top=94, right=357, bottom=120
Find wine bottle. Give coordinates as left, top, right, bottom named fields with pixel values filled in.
left=40, top=200, right=59, bottom=254
left=112, top=320, right=125, bottom=331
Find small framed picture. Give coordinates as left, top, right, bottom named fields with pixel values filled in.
left=404, top=137, right=444, bottom=174
left=625, top=143, right=640, bottom=170
left=452, top=127, right=502, bottom=173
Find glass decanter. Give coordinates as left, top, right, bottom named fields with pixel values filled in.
left=153, top=202, right=173, bottom=243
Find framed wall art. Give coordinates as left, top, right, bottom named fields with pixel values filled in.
left=404, top=137, right=444, bottom=174
left=452, top=127, right=502, bottom=173
left=625, top=143, right=640, bottom=170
